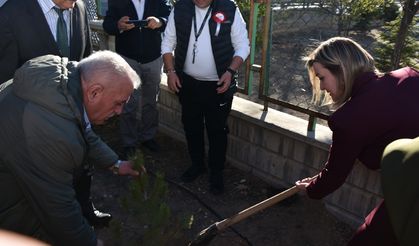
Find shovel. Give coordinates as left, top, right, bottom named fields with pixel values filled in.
left=189, top=185, right=300, bottom=246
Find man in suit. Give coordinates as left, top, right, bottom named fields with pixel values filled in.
left=103, top=0, right=171, bottom=157
left=0, top=0, right=112, bottom=228
left=0, top=0, right=91, bottom=84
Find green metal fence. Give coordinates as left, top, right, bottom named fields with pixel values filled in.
left=84, top=0, right=419, bottom=135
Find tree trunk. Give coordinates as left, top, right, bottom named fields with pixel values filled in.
left=390, top=0, right=419, bottom=70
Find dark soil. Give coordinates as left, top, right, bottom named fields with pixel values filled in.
left=91, top=122, right=354, bottom=246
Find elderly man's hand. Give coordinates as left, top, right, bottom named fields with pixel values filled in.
left=117, top=160, right=146, bottom=176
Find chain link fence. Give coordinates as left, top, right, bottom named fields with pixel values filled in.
left=237, top=0, right=418, bottom=122
left=83, top=0, right=418, bottom=125
left=83, top=0, right=102, bottom=49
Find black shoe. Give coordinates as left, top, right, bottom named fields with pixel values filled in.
left=181, top=166, right=205, bottom=183
left=85, top=210, right=112, bottom=228
left=209, top=172, right=224, bottom=195
left=121, top=146, right=137, bottom=160
left=209, top=183, right=224, bottom=195
left=142, top=139, right=160, bottom=152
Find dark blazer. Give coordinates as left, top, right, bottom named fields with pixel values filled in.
left=0, top=0, right=92, bottom=84
left=103, top=0, right=171, bottom=64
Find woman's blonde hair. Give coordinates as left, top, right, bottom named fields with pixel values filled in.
left=305, top=37, right=378, bottom=107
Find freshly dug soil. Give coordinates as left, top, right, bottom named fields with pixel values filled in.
left=91, top=123, right=354, bottom=246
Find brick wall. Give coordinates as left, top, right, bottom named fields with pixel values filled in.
left=158, top=81, right=382, bottom=228
left=89, top=21, right=383, bottom=228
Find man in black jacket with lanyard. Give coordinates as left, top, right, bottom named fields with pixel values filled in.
left=103, top=0, right=171, bottom=157
left=161, top=0, right=249, bottom=195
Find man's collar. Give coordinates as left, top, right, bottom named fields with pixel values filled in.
left=82, top=106, right=92, bottom=129
left=37, top=0, right=73, bottom=14
left=37, top=0, right=56, bottom=14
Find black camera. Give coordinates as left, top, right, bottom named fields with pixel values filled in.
left=126, top=19, right=149, bottom=28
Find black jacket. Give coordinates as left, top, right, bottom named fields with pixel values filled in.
left=173, top=0, right=236, bottom=78
left=103, top=0, right=171, bottom=63
left=0, top=0, right=92, bottom=84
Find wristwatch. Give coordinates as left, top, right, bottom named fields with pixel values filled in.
left=226, top=67, right=237, bottom=76
left=112, top=160, right=122, bottom=175
left=164, top=68, right=176, bottom=74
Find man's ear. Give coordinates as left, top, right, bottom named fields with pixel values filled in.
left=86, top=84, right=104, bottom=103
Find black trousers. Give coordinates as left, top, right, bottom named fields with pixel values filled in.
left=74, top=170, right=94, bottom=216
left=177, top=72, right=233, bottom=176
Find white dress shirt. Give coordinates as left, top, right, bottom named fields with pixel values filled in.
left=161, top=5, right=250, bottom=81
left=83, top=107, right=92, bottom=130
left=131, top=0, right=145, bottom=20
left=37, top=0, right=72, bottom=44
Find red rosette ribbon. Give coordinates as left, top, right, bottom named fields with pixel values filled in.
left=212, top=11, right=226, bottom=23
left=212, top=12, right=226, bottom=36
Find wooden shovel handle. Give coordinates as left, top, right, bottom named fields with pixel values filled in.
left=216, top=185, right=300, bottom=231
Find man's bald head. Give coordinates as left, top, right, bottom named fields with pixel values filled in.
left=78, top=51, right=140, bottom=125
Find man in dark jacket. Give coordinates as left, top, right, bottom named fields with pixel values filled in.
left=103, top=0, right=171, bottom=156
left=0, top=51, right=142, bottom=246
left=161, top=0, right=249, bottom=194
left=0, top=0, right=113, bottom=228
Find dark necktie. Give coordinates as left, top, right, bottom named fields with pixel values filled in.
left=54, top=7, right=70, bottom=57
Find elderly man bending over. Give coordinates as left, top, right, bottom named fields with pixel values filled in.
left=0, top=51, right=142, bottom=246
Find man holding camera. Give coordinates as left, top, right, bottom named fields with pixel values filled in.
left=103, top=0, right=171, bottom=157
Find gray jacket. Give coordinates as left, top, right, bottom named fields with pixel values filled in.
left=0, top=55, right=118, bottom=245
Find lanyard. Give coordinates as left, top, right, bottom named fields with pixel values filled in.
left=192, top=6, right=212, bottom=63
